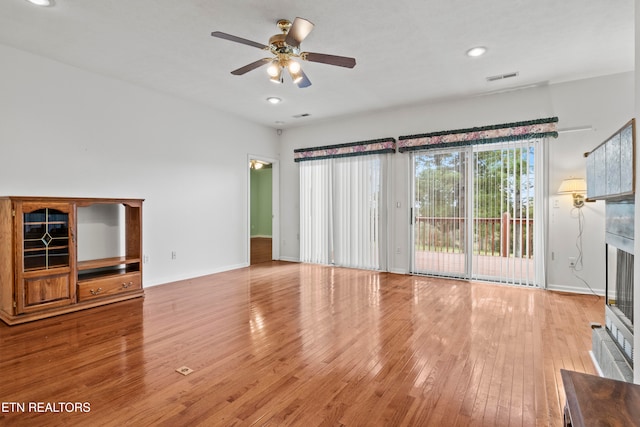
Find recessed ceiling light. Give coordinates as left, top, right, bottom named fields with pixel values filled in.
left=266, top=97, right=282, bottom=104
left=466, top=46, right=487, bottom=57
left=25, top=0, right=54, bottom=6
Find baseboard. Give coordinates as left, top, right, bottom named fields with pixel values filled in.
left=278, top=256, right=300, bottom=263
left=546, top=283, right=605, bottom=296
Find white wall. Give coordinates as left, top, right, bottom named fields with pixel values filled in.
left=0, top=43, right=280, bottom=287
left=279, top=72, right=634, bottom=294
left=548, top=73, right=634, bottom=293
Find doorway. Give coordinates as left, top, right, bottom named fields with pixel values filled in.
left=248, top=155, right=279, bottom=265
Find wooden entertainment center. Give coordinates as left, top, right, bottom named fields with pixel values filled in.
left=0, top=196, right=144, bottom=325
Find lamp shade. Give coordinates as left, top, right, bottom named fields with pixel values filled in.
left=558, top=178, right=587, bottom=194
left=267, top=60, right=280, bottom=77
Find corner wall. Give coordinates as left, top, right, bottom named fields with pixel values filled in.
left=0, top=43, right=280, bottom=287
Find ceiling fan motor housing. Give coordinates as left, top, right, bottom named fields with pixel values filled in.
left=269, top=33, right=298, bottom=56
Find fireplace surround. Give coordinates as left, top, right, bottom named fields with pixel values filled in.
left=602, top=201, right=634, bottom=379
left=585, top=119, right=635, bottom=381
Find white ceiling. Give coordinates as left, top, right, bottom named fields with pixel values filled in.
left=0, top=0, right=634, bottom=129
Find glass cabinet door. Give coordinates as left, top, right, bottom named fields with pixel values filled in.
left=23, top=208, right=70, bottom=271
left=15, top=201, right=75, bottom=314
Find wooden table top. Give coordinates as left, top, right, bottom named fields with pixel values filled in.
left=561, top=369, right=640, bottom=427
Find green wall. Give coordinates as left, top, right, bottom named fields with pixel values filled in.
left=250, top=168, right=272, bottom=237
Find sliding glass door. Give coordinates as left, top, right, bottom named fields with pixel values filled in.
left=412, top=148, right=468, bottom=277
left=411, top=139, right=544, bottom=286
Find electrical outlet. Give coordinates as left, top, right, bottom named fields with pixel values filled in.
left=568, top=257, right=576, bottom=268
left=143, top=254, right=149, bottom=264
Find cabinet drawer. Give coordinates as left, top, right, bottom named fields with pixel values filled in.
left=77, top=273, right=141, bottom=302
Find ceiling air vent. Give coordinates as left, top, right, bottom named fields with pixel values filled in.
left=293, top=113, right=311, bottom=118
left=486, top=72, right=519, bottom=82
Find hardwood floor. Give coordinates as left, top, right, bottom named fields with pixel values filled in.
left=0, top=262, right=603, bottom=426
left=251, top=237, right=272, bottom=265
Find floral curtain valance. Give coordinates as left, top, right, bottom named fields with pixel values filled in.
left=397, top=117, right=559, bottom=153
left=294, top=137, right=396, bottom=162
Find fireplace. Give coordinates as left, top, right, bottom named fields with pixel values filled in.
left=585, top=119, right=635, bottom=381
left=604, top=200, right=634, bottom=367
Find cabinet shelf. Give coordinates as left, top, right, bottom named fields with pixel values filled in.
left=78, top=256, right=141, bottom=271
left=78, top=267, right=139, bottom=282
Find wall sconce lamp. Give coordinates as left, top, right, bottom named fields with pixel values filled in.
left=558, top=177, right=587, bottom=208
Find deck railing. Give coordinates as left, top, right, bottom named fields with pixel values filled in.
left=414, top=214, right=534, bottom=258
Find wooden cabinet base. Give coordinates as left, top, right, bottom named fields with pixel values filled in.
left=0, top=291, right=143, bottom=325
left=0, top=196, right=144, bottom=325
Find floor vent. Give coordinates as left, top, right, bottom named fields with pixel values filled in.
left=486, top=72, right=519, bottom=82
left=176, top=366, right=194, bottom=376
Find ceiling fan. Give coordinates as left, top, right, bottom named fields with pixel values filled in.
left=211, top=17, right=356, bottom=88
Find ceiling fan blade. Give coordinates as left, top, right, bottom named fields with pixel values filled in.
left=296, top=69, right=312, bottom=88
left=302, top=52, right=356, bottom=68
left=285, top=17, right=314, bottom=47
left=211, top=31, right=268, bottom=50
left=231, top=58, right=271, bottom=75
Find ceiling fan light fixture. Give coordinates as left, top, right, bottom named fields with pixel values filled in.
left=212, top=17, right=355, bottom=88
left=289, top=68, right=303, bottom=84
left=266, top=60, right=280, bottom=77
left=250, top=160, right=271, bottom=169
left=288, top=60, right=301, bottom=73
left=270, top=74, right=283, bottom=84
left=269, top=65, right=283, bottom=83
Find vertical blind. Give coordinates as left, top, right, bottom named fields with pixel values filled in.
left=470, top=139, right=546, bottom=286
left=299, top=154, right=387, bottom=270
left=299, top=159, right=333, bottom=265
